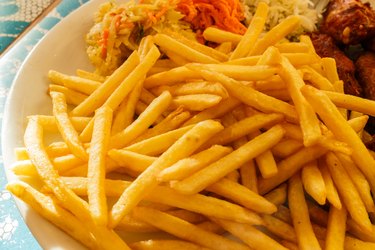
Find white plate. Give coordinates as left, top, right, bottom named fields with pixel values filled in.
left=2, top=1, right=118, bottom=249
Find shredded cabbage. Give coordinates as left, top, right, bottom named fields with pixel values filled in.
left=241, top=0, right=328, bottom=37
left=86, top=0, right=195, bottom=76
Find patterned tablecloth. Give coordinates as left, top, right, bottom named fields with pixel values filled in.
left=0, top=1, right=89, bottom=249
left=0, top=0, right=56, bottom=53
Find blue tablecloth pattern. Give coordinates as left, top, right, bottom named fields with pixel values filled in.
left=0, top=0, right=56, bottom=53
left=0, top=1, right=89, bottom=249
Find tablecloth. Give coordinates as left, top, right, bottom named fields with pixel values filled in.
left=0, top=0, right=56, bottom=53
left=0, top=1, right=89, bottom=249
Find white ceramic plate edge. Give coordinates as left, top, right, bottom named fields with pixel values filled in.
left=1, top=1, right=111, bottom=249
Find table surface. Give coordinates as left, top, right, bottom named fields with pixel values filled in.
left=0, top=1, right=89, bottom=249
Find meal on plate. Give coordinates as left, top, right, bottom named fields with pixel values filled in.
left=6, top=0, right=375, bottom=249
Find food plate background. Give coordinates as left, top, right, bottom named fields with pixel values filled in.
left=0, top=1, right=94, bottom=249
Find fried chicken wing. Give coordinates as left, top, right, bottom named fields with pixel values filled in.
left=320, top=0, right=375, bottom=45
left=356, top=52, right=375, bottom=138
left=356, top=51, right=375, bottom=98
left=310, top=32, right=363, bottom=96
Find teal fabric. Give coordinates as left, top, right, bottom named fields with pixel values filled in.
left=0, top=1, right=89, bottom=249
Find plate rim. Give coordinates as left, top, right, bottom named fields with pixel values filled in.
left=1, top=0, right=106, bottom=249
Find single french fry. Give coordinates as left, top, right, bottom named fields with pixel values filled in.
left=138, top=35, right=154, bottom=60
left=197, top=221, right=224, bottom=234
left=302, top=85, right=375, bottom=194
left=324, top=91, right=375, bottom=117
left=258, top=145, right=327, bottom=195
left=186, top=64, right=299, bottom=122
left=110, top=91, right=172, bottom=149
left=133, top=108, right=190, bottom=143
left=117, top=214, right=159, bottom=233
left=301, top=66, right=335, bottom=91
left=203, top=113, right=284, bottom=148
left=14, top=147, right=29, bottom=160
left=249, top=16, right=301, bottom=56
left=239, top=160, right=258, bottom=193
left=118, top=208, right=205, bottom=233
left=154, top=34, right=219, bottom=64
left=79, top=118, right=94, bottom=143
left=202, top=64, right=279, bottom=81
left=183, top=97, right=241, bottom=126
left=139, top=88, right=156, bottom=104
left=48, top=70, right=101, bottom=95
left=163, top=48, right=200, bottom=66
left=109, top=120, right=224, bottom=228
left=132, top=207, right=250, bottom=250
left=346, top=220, right=375, bottom=243
left=130, top=240, right=211, bottom=250
left=11, top=160, right=38, bottom=177
left=170, top=94, right=222, bottom=111
left=256, top=46, right=282, bottom=66
left=301, top=160, right=326, bottom=205
left=262, top=214, right=297, bottom=243
left=50, top=91, right=88, bottom=160
left=230, top=2, right=268, bottom=59
left=207, top=178, right=277, bottom=214
left=202, top=27, right=242, bottom=45
left=251, top=130, right=279, bottom=178
left=53, top=154, right=85, bottom=172
left=6, top=182, right=130, bottom=250
left=213, top=218, right=287, bottom=250
left=36, top=115, right=91, bottom=133
left=151, top=81, right=228, bottom=98
left=288, top=173, right=321, bottom=250
left=172, top=125, right=285, bottom=195
left=124, top=125, right=194, bottom=156
left=111, top=79, right=143, bottom=134
left=299, top=35, right=318, bottom=55
left=279, top=55, right=322, bottom=146
left=325, top=206, right=347, bottom=250
left=344, top=236, right=375, bottom=250
left=317, top=159, right=342, bottom=209
left=163, top=30, right=229, bottom=62
left=144, top=64, right=278, bottom=88
left=108, top=149, right=155, bottom=173
left=71, top=51, right=140, bottom=116
left=264, top=183, right=287, bottom=206
left=143, top=66, right=197, bottom=88
left=215, top=42, right=232, bottom=54
left=275, top=42, right=309, bottom=53
left=227, top=53, right=318, bottom=67
left=321, top=57, right=340, bottom=84
left=76, top=69, right=105, bottom=82
left=281, top=53, right=320, bottom=66
left=87, top=106, right=112, bottom=225
left=271, top=139, right=303, bottom=158
left=158, top=145, right=232, bottom=181
left=336, top=153, right=375, bottom=212
left=167, top=209, right=205, bottom=224
left=325, top=152, right=372, bottom=233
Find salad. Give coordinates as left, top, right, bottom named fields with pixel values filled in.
left=86, top=0, right=325, bottom=75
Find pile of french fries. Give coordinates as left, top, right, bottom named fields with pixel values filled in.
left=7, top=2, right=375, bottom=249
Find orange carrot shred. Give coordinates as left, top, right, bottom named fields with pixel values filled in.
left=177, top=0, right=247, bottom=36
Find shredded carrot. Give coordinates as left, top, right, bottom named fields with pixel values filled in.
left=177, top=0, right=247, bottom=36
left=100, top=29, right=109, bottom=59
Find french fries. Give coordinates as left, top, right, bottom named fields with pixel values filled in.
left=8, top=2, right=375, bottom=249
